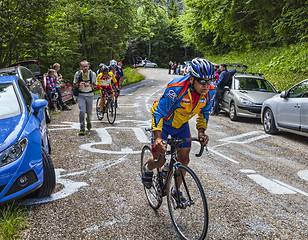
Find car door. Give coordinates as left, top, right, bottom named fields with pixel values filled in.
left=221, top=76, right=234, bottom=111
left=299, top=80, right=308, bottom=132
left=276, top=82, right=306, bottom=131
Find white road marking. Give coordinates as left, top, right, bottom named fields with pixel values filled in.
left=208, top=147, right=239, bottom=164
left=240, top=169, right=256, bottom=174
left=132, top=127, right=149, bottom=143
left=218, top=131, right=270, bottom=144
left=272, top=179, right=308, bottom=197
left=22, top=169, right=88, bottom=205
left=246, top=174, right=296, bottom=194
left=298, top=170, right=308, bottom=181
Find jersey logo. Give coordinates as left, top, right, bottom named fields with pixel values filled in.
left=166, top=90, right=177, bottom=102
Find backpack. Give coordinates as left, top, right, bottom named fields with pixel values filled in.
left=76, top=70, right=94, bottom=94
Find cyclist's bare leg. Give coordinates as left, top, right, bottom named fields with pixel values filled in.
left=146, top=151, right=165, bottom=170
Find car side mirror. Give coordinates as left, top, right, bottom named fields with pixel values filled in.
left=32, top=99, right=48, bottom=117
left=224, top=86, right=230, bottom=91
left=280, top=91, right=288, bottom=98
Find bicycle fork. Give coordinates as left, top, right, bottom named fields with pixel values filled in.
left=172, top=165, right=194, bottom=209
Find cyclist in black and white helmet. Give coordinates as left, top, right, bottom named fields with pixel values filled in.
left=142, top=57, right=216, bottom=200
left=109, top=59, right=124, bottom=108
left=97, top=63, right=105, bottom=75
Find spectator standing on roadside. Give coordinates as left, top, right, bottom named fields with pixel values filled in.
left=73, top=60, right=97, bottom=136
left=168, top=61, right=173, bottom=74
left=212, top=64, right=221, bottom=88
left=46, top=69, right=60, bottom=112
left=173, top=61, right=177, bottom=74
left=53, top=63, right=71, bottom=111
left=144, top=57, right=147, bottom=68
left=211, top=64, right=236, bottom=115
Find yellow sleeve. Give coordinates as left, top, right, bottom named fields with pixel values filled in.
left=196, top=114, right=207, bottom=130
left=151, top=100, right=164, bottom=132
left=97, top=73, right=102, bottom=86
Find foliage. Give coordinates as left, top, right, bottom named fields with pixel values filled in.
left=180, top=0, right=308, bottom=54
left=0, top=0, right=51, bottom=67
left=122, top=67, right=145, bottom=86
left=0, top=202, right=29, bottom=239
left=0, top=0, right=306, bottom=84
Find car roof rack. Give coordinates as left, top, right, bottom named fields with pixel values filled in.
left=225, top=63, right=248, bottom=72
left=242, top=71, right=264, bottom=77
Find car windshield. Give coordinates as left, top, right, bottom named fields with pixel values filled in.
left=21, top=63, right=41, bottom=76
left=234, top=77, right=276, bottom=92
left=0, top=83, right=21, bottom=119
left=0, top=69, right=16, bottom=77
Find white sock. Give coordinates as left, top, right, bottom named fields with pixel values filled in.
left=145, top=164, right=153, bottom=172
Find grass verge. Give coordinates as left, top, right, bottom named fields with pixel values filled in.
left=0, top=202, right=29, bottom=239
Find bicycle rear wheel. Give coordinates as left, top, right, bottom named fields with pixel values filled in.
left=140, top=145, right=162, bottom=210
left=166, top=165, right=208, bottom=240
left=96, top=97, right=103, bottom=120
left=107, top=98, right=116, bottom=124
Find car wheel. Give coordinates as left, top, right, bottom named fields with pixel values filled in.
left=263, top=108, right=278, bottom=134
left=229, top=102, right=239, bottom=121
left=31, top=147, right=56, bottom=198
left=45, top=107, right=51, bottom=124
left=154, top=65, right=158, bottom=68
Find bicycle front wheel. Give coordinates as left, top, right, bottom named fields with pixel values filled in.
left=96, top=97, right=103, bottom=120
left=141, top=145, right=162, bottom=210
left=166, top=165, right=208, bottom=240
left=107, top=99, right=116, bottom=124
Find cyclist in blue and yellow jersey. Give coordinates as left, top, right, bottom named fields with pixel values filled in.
left=96, top=65, right=118, bottom=118
left=142, top=58, right=216, bottom=201
left=109, top=59, right=124, bottom=108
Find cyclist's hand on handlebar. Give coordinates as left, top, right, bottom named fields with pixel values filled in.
left=154, top=138, right=167, bottom=153
left=198, top=132, right=209, bottom=147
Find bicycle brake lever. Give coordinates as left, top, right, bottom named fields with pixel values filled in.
left=195, top=146, right=204, bottom=157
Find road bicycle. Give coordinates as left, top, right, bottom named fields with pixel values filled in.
left=96, top=89, right=116, bottom=124
left=140, top=127, right=208, bottom=240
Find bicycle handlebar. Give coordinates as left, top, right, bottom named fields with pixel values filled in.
left=154, top=137, right=206, bottom=164
left=165, top=137, right=205, bottom=158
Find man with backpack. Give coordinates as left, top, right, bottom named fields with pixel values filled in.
left=73, top=60, right=97, bottom=136
left=211, top=63, right=236, bottom=115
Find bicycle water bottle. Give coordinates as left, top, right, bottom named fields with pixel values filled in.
left=162, top=162, right=169, bottom=178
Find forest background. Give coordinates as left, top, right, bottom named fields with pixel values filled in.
left=0, top=0, right=307, bottom=90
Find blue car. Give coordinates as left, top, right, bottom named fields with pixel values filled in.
left=0, top=75, right=55, bottom=205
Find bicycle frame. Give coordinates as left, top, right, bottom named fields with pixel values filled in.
left=155, top=137, right=205, bottom=207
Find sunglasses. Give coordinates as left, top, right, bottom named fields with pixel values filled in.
left=194, top=77, right=212, bottom=85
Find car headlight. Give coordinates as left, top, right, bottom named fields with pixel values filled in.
left=0, top=138, right=27, bottom=167
left=240, top=97, right=254, bottom=105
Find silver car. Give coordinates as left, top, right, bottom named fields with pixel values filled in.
left=261, top=79, right=308, bottom=136
left=221, top=73, right=278, bottom=121
left=136, top=60, right=158, bottom=68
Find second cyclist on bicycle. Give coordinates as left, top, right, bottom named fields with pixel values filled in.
left=142, top=57, right=216, bottom=202
left=96, top=65, right=119, bottom=119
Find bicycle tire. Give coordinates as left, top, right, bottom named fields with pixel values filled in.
left=96, top=97, right=103, bottom=120
left=107, top=98, right=116, bottom=124
left=141, top=145, right=162, bottom=210
left=166, top=164, right=208, bottom=240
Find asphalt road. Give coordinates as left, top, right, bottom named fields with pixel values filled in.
left=22, top=68, right=308, bottom=239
